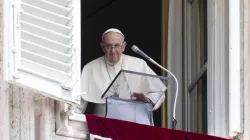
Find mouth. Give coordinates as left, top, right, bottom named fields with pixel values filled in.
left=109, top=53, right=118, bottom=57
left=108, top=54, right=119, bottom=60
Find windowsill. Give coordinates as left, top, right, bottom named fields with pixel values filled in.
left=68, top=113, right=87, bottom=122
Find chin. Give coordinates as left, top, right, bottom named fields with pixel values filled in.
left=110, top=56, right=119, bottom=60
left=107, top=55, right=120, bottom=63
left=110, top=59, right=119, bottom=64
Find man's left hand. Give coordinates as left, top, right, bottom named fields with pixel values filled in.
left=131, top=92, right=151, bottom=103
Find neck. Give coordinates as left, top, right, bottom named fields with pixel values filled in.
left=104, top=56, right=122, bottom=65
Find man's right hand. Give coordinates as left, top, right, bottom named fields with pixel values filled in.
left=130, top=92, right=151, bottom=103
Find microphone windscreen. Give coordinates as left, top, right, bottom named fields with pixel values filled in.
left=131, top=45, right=139, bottom=52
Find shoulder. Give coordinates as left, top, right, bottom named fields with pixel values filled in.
left=82, top=56, right=104, bottom=71
left=123, top=54, right=147, bottom=65
left=123, top=54, right=156, bottom=74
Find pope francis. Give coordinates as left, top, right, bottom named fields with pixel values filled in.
left=80, top=28, right=165, bottom=117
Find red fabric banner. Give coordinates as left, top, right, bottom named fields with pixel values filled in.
left=86, top=114, right=232, bottom=140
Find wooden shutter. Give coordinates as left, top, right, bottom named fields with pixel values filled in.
left=9, top=0, right=81, bottom=104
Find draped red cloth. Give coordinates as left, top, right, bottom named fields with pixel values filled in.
left=86, top=114, right=232, bottom=140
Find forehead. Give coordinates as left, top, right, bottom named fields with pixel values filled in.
left=102, top=32, right=123, bottom=44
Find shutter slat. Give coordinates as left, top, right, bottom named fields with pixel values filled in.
left=20, top=58, right=71, bottom=82
left=21, top=40, right=72, bottom=63
left=22, top=0, right=70, bottom=16
left=21, top=21, right=71, bottom=45
left=21, top=30, right=70, bottom=53
left=22, top=12, right=71, bottom=35
left=21, top=2, right=71, bottom=26
left=45, top=0, right=71, bottom=8
left=12, top=0, right=80, bottom=104
left=18, top=0, right=78, bottom=96
left=21, top=49, right=72, bottom=73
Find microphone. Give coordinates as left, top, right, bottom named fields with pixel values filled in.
left=131, top=45, right=151, bottom=60
left=131, top=45, right=179, bottom=130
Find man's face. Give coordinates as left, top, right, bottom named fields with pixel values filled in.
left=101, top=32, right=126, bottom=64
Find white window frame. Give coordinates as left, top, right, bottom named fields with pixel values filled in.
left=207, top=0, right=230, bottom=137
left=167, top=0, right=185, bottom=130
left=168, top=0, right=203, bottom=131
left=168, top=1, right=244, bottom=138
left=184, top=0, right=201, bottom=132
left=3, top=0, right=82, bottom=105
left=228, top=0, right=244, bottom=134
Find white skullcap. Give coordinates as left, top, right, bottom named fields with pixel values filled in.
left=101, top=28, right=125, bottom=39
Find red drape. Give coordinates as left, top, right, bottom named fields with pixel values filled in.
left=86, top=114, right=232, bottom=140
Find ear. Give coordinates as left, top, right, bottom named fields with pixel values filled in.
left=122, top=41, right=127, bottom=51
left=100, top=42, right=105, bottom=52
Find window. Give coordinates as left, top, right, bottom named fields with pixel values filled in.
left=4, top=0, right=81, bottom=104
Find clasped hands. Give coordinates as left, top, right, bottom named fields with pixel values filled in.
left=130, top=92, right=151, bottom=103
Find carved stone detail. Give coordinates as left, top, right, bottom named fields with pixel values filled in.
left=55, top=101, right=88, bottom=139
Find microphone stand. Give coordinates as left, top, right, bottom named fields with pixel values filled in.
left=131, top=45, right=179, bottom=130
left=148, top=58, right=178, bottom=130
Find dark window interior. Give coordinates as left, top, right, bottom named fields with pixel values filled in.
left=81, top=0, right=162, bottom=127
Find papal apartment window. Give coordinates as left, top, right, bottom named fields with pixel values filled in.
left=4, top=0, right=81, bottom=104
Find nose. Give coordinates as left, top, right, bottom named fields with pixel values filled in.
left=110, top=47, right=116, bottom=53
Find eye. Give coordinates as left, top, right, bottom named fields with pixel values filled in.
left=114, top=45, right=120, bottom=48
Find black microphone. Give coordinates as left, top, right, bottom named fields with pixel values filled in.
left=131, top=45, right=151, bottom=60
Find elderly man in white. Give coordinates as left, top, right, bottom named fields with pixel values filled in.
left=80, top=28, right=165, bottom=117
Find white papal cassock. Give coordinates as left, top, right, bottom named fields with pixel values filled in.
left=80, top=54, right=166, bottom=117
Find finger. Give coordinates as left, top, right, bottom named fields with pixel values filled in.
left=131, top=92, right=139, bottom=97
left=130, top=93, right=136, bottom=98
left=132, top=92, right=140, bottom=95
left=131, top=96, right=136, bottom=100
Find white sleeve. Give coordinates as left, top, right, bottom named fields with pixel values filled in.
left=142, top=61, right=166, bottom=111
left=145, top=92, right=165, bottom=111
